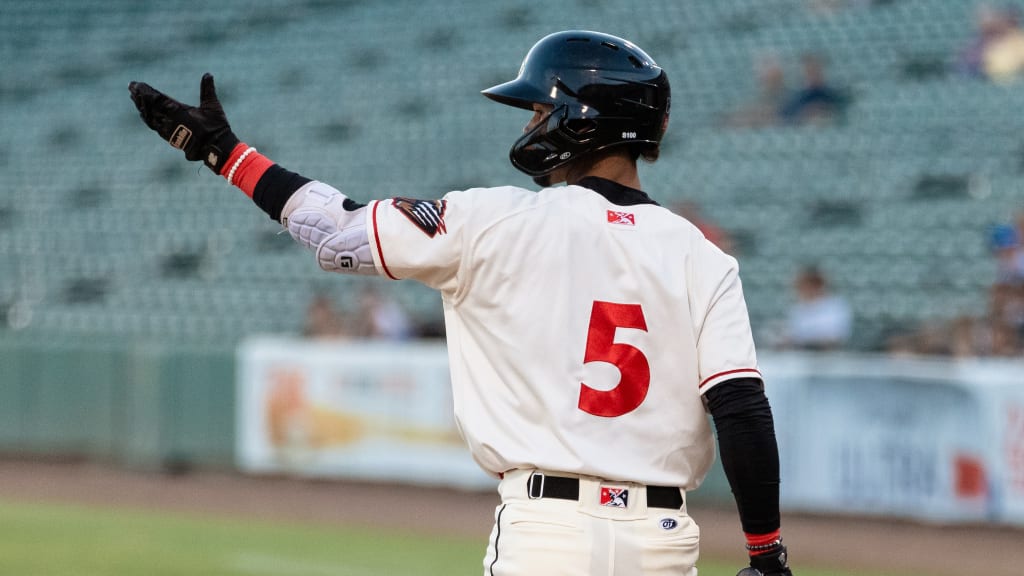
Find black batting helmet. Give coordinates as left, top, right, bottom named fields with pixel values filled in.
left=482, top=30, right=670, bottom=180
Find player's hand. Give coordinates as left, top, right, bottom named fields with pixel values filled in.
left=737, top=541, right=793, bottom=576
left=128, top=73, right=240, bottom=174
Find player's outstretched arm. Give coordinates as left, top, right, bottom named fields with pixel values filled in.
left=129, top=74, right=378, bottom=276
left=705, top=378, right=793, bottom=576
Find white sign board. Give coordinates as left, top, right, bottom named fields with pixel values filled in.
left=236, top=337, right=495, bottom=489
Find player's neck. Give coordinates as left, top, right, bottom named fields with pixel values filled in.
left=565, top=151, right=641, bottom=191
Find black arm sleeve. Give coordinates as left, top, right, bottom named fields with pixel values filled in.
left=704, top=377, right=781, bottom=536
left=252, top=165, right=367, bottom=222
left=252, top=164, right=312, bottom=221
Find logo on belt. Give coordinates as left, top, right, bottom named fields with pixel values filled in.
left=600, top=487, right=629, bottom=508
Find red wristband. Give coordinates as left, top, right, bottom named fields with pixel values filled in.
left=219, top=142, right=274, bottom=198
left=745, top=530, right=782, bottom=556
left=219, top=143, right=249, bottom=178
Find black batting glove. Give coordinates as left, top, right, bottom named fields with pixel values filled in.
left=737, top=541, right=793, bottom=576
left=128, top=73, right=240, bottom=174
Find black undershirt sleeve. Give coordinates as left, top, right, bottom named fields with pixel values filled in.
left=252, top=164, right=312, bottom=221
left=704, top=377, right=781, bottom=536
left=251, top=165, right=368, bottom=222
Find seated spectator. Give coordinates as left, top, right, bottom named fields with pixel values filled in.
left=722, top=55, right=787, bottom=128
left=353, top=286, right=415, bottom=341
left=990, top=280, right=1024, bottom=351
left=984, top=7, right=1024, bottom=81
left=989, top=223, right=1024, bottom=284
left=779, top=54, right=848, bottom=126
left=956, top=4, right=1024, bottom=82
left=302, top=292, right=349, bottom=340
left=780, top=265, right=853, bottom=350
left=956, top=4, right=1008, bottom=78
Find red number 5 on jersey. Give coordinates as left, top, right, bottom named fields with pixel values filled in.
left=578, top=301, right=650, bottom=417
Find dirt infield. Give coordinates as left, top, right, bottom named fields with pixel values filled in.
left=0, top=459, right=1020, bottom=575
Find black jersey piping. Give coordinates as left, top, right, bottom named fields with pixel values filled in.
left=488, top=504, right=507, bottom=575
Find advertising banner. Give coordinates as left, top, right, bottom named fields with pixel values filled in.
left=763, top=354, right=1024, bottom=525
left=236, top=337, right=495, bottom=489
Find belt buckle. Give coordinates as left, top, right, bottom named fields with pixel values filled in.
left=528, top=472, right=545, bottom=499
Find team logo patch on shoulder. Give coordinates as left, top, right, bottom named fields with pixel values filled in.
left=393, top=197, right=447, bottom=237
left=607, top=210, right=635, bottom=226
left=600, top=487, right=629, bottom=508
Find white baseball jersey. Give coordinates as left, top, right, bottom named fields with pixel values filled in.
left=286, top=178, right=761, bottom=489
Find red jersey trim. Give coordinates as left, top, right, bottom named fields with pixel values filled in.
left=371, top=200, right=398, bottom=280
left=699, top=368, right=762, bottom=389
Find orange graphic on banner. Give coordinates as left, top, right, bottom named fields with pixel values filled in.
left=264, top=368, right=460, bottom=450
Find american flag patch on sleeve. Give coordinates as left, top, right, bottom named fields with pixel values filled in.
left=392, top=197, right=447, bottom=237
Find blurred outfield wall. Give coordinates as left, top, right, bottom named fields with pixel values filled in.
left=0, top=337, right=235, bottom=470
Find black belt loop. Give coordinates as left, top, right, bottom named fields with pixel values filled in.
left=527, top=472, right=544, bottom=499
left=523, top=472, right=682, bottom=509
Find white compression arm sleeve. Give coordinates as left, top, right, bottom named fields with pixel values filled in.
left=279, top=181, right=378, bottom=275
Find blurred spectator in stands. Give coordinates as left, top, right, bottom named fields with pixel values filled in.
left=1014, top=208, right=1024, bottom=267
left=950, top=315, right=982, bottom=357
left=892, top=220, right=1024, bottom=357
left=956, top=5, right=1007, bottom=78
left=722, top=55, right=787, bottom=128
left=672, top=200, right=735, bottom=253
left=779, top=265, right=853, bottom=350
left=989, top=281, right=1024, bottom=354
left=942, top=221, right=1024, bottom=357
left=779, top=54, right=848, bottom=126
left=947, top=313, right=1018, bottom=357
left=353, top=285, right=415, bottom=341
left=885, top=321, right=938, bottom=357
left=988, top=218, right=1024, bottom=340
left=302, top=292, right=349, bottom=340
left=984, top=6, right=1024, bottom=82
left=956, top=4, right=1024, bottom=82
left=989, top=222, right=1024, bottom=284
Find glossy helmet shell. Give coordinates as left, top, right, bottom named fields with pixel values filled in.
left=482, top=30, right=670, bottom=178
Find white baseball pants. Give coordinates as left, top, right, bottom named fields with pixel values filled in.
left=483, top=469, right=700, bottom=576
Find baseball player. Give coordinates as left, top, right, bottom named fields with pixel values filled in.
left=129, top=30, right=792, bottom=576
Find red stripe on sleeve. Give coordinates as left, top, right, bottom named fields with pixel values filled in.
left=371, top=200, right=398, bottom=280
left=699, top=368, right=762, bottom=389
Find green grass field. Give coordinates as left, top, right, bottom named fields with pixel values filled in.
left=0, top=499, right=902, bottom=576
